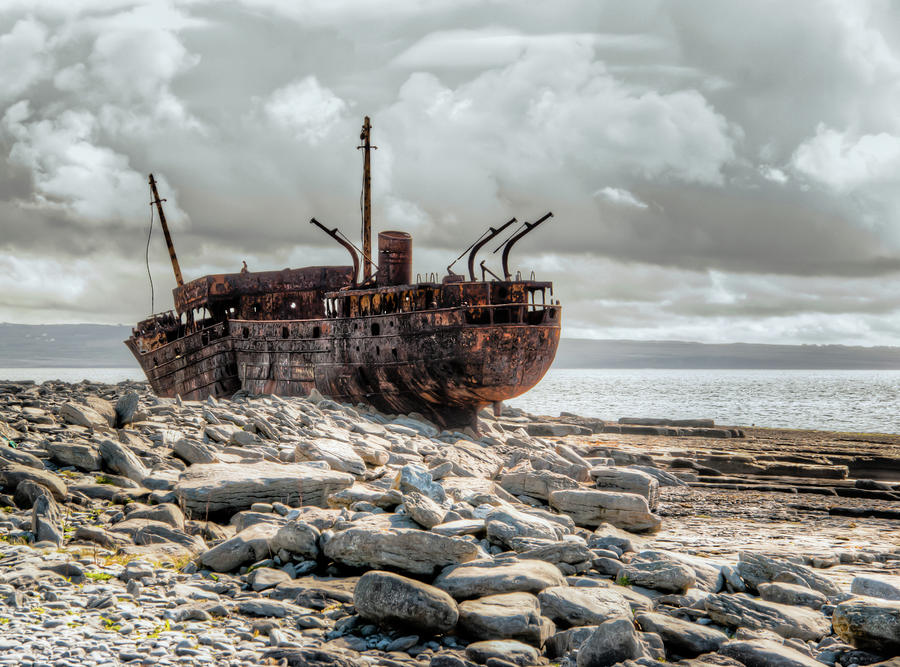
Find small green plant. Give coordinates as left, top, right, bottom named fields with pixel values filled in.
left=85, top=572, right=113, bottom=582
left=147, top=619, right=170, bottom=638
left=0, top=617, right=10, bottom=624
left=94, top=475, right=116, bottom=485
left=616, top=574, right=632, bottom=587
left=99, top=616, right=121, bottom=632
left=1, top=507, right=13, bottom=514
left=31, top=607, right=46, bottom=615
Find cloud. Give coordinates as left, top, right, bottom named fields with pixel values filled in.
left=262, top=76, right=348, bottom=144
left=594, top=187, right=648, bottom=209
left=792, top=124, right=900, bottom=191
left=0, top=17, right=52, bottom=101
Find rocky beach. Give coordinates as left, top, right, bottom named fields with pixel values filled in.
left=1, top=381, right=899, bottom=667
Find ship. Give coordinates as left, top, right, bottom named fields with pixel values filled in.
left=126, top=117, right=561, bottom=429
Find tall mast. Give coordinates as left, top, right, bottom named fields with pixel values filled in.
left=148, top=173, right=184, bottom=287
left=359, top=116, right=373, bottom=280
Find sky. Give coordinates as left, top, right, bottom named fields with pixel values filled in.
left=2, top=0, right=900, bottom=345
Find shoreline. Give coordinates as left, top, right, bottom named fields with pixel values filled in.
left=0, top=381, right=899, bottom=665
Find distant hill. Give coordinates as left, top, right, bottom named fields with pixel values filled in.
left=554, top=338, right=900, bottom=369
left=1, top=323, right=900, bottom=370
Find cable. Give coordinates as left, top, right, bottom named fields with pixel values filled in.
left=146, top=201, right=155, bottom=314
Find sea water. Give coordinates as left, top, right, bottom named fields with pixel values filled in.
left=2, top=366, right=899, bottom=434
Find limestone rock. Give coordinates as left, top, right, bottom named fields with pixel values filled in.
left=393, top=463, right=446, bottom=502
left=590, top=467, right=660, bottom=510
left=576, top=617, right=643, bottom=667
left=588, top=523, right=642, bottom=553
left=199, top=523, right=278, bottom=572
left=851, top=574, right=900, bottom=601
left=737, top=552, right=841, bottom=597
left=617, top=551, right=696, bottom=593
left=538, top=585, right=631, bottom=627
left=115, top=391, right=140, bottom=428
left=719, top=638, right=829, bottom=667
left=296, top=437, right=366, bottom=476
left=31, top=493, right=62, bottom=546
left=98, top=438, right=148, bottom=483
left=458, top=592, right=554, bottom=645
left=0, top=462, right=66, bottom=500
left=271, top=520, right=319, bottom=559
left=133, top=524, right=207, bottom=555
left=758, top=582, right=826, bottom=610
left=59, top=402, right=107, bottom=428
left=635, top=611, right=728, bottom=658
left=354, top=570, right=459, bottom=634
left=549, top=489, right=661, bottom=532
left=434, top=558, right=566, bottom=600
left=833, top=596, right=900, bottom=653
left=465, top=639, right=540, bottom=667
left=403, top=491, right=447, bottom=529
left=499, top=465, right=580, bottom=501
left=705, top=593, right=830, bottom=641
left=175, top=461, right=353, bottom=517
left=322, top=526, right=481, bottom=575
left=485, top=506, right=563, bottom=547
left=173, top=438, right=219, bottom=465
left=45, top=442, right=102, bottom=471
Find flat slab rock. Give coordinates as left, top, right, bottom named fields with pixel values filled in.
left=705, top=593, right=831, bottom=642
left=458, top=592, right=555, bottom=646
left=548, top=488, right=661, bottom=532
left=174, top=461, right=353, bottom=517
left=322, top=526, right=483, bottom=575
left=434, top=558, right=567, bottom=600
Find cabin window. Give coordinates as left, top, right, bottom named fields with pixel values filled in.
left=375, top=346, right=380, bottom=356
left=242, top=327, right=250, bottom=339
left=313, top=326, right=321, bottom=338
left=391, top=348, right=398, bottom=359
left=281, top=326, right=289, bottom=339
left=371, top=322, right=380, bottom=336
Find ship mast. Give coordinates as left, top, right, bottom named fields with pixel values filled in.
left=359, top=117, right=374, bottom=280
left=148, top=174, right=184, bottom=287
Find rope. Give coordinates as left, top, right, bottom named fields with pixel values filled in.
left=146, top=200, right=155, bottom=314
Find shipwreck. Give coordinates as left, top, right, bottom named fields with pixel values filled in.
left=126, top=117, right=561, bottom=428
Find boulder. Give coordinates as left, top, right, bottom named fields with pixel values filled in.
left=549, top=489, right=661, bottom=532
left=115, top=391, right=140, bottom=428
left=635, top=611, right=728, bottom=658
left=271, top=520, right=319, bottom=559
left=485, top=506, right=563, bottom=547
left=576, top=617, right=644, bottom=667
left=175, top=462, right=353, bottom=517
left=719, top=638, right=829, bottom=667
left=833, top=596, right=900, bottom=653
left=199, top=523, right=278, bottom=572
left=59, top=402, right=107, bottom=428
left=98, top=438, right=148, bottom=483
left=434, top=558, right=567, bottom=600
left=31, top=493, right=62, bottom=546
left=125, top=504, right=185, bottom=529
left=84, top=396, right=116, bottom=427
left=173, top=438, right=219, bottom=465
left=590, top=467, right=660, bottom=510
left=851, top=574, right=900, bottom=601
left=0, top=462, right=66, bottom=500
left=588, top=523, right=642, bottom=553
left=465, top=639, right=540, bottom=667
left=737, top=552, right=841, bottom=597
left=513, top=537, right=593, bottom=567
left=354, top=570, right=458, bottom=634
left=617, top=551, right=696, bottom=593
left=705, top=593, right=830, bottom=641
left=499, top=466, right=580, bottom=501
left=538, top=585, right=631, bottom=627
left=403, top=491, right=446, bottom=529
left=393, top=464, right=446, bottom=502
left=323, top=526, right=481, bottom=575
left=45, top=442, right=102, bottom=471
left=458, top=592, right=554, bottom=645
left=133, top=524, right=207, bottom=555
left=296, top=438, right=366, bottom=476
left=758, top=582, right=826, bottom=610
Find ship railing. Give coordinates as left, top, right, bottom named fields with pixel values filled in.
left=464, top=302, right=559, bottom=326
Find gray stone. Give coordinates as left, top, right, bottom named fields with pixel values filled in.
left=590, top=467, right=660, bottom=510
left=719, top=638, right=827, bottom=666
left=432, top=519, right=486, bottom=537
left=833, top=596, right=900, bottom=653
left=31, top=494, right=62, bottom=546
left=238, top=599, right=303, bottom=617
left=576, top=617, right=643, bottom=667
left=588, top=523, right=641, bottom=553
left=434, top=558, right=567, bottom=600
left=133, top=523, right=207, bottom=555
left=199, top=523, right=278, bottom=572
left=173, top=438, right=219, bottom=465
left=404, top=491, right=447, bottom=529
left=296, top=437, right=366, bottom=476
left=499, top=466, right=580, bottom=501
left=126, top=503, right=185, bottom=529
left=393, top=463, right=446, bottom=502
left=465, top=639, right=540, bottom=667
left=851, top=574, right=900, bottom=601
left=635, top=611, right=727, bottom=657
left=545, top=626, right=598, bottom=658
left=98, top=438, right=148, bottom=483
left=737, top=552, right=841, bottom=597
left=458, top=592, right=554, bottom=646
left=175, top=461, right=354, bottom=517
left=59, top=402, right=107, bottom=428
left=115, top=391, right=140, bottom=427
left=323, top=526, right=481, bottom=575
left=45, top=442, right=102, bottom=471
left=705, top=593, right=830, bottom=641
left=485, top=506, right=563, bottom=547
left=0, top=462, right=66, bottom=500
left=549, top=489, right=661, bottom=532
left=617, top=552, right=696, bottom=593
left=538, top=585, right=631, bottom=627
left=354, top=570, right=459, bottom=634
left=249, top=567, right=292, bottom=591
left=271, top=520, right=319, bottom=559
left=758, top=582, right=826, bottom=609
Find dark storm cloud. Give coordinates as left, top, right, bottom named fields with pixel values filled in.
left=2, top=0, right=900, bottom=344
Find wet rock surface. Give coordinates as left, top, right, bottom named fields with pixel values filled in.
left=0, top=380, right=900, bottom=666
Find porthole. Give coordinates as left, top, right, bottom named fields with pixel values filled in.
left=371, top=322, right=380, bottom=336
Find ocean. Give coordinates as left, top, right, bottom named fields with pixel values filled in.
left=2, top=367, right=899, bottom=434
